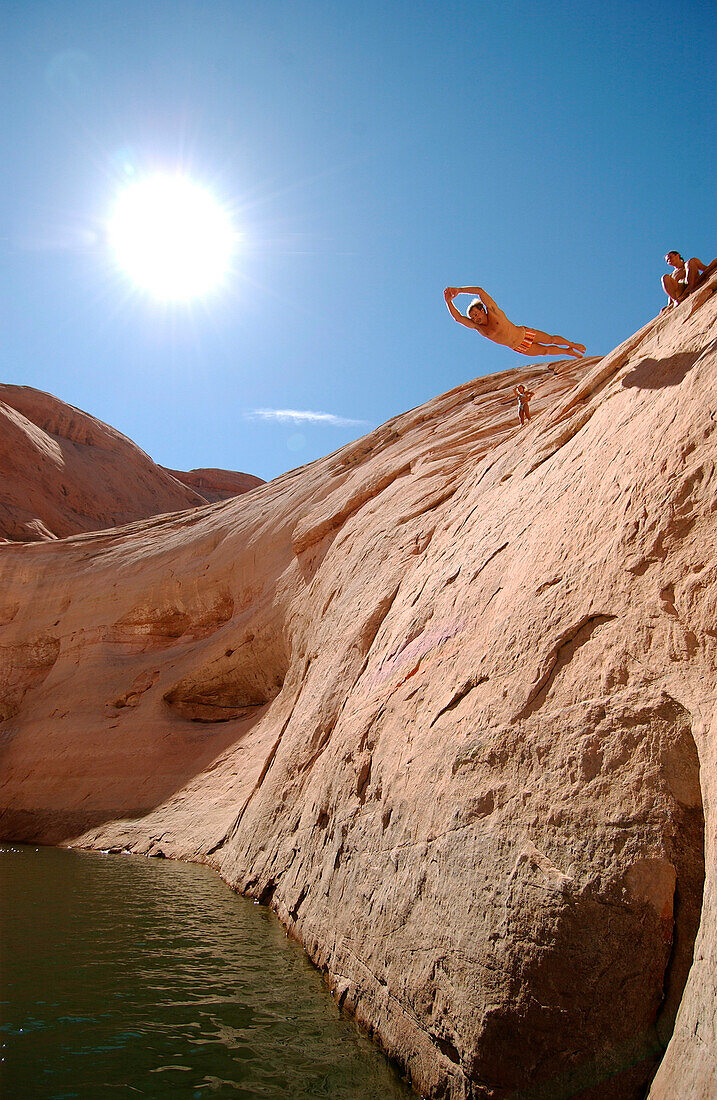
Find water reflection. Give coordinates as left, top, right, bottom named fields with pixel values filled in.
left=0, top=845, right=412, bottom=1098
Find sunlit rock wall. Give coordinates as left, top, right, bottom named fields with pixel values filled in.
left=1, top=277, right=716, bottom=1098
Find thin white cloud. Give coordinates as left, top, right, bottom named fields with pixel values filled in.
left=247, top=407, right=369, bottom=427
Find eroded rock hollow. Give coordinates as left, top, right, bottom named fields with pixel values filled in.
left=1, top=278, right=716, bottom=1098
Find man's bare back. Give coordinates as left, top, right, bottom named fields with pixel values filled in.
left=444, top=286, right=585, bottom=359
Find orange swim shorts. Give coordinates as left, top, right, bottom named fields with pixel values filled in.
left=513, top=328, right=536, bottom=354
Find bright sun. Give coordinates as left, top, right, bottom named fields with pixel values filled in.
left=108, top=175, right=235, bottom=300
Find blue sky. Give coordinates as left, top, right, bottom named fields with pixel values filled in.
left=1, top=1, right=715, bottom=481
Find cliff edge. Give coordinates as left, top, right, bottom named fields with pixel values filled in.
left=1, top=275, right=716, bottom=1098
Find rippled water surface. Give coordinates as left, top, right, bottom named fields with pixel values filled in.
left=0, top=845, right=412, bottom=1098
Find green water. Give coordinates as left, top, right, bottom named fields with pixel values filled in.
left=0, top=844, right=413, bottom=1099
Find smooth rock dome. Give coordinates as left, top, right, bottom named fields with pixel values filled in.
left=1, top=274, right=716, bottom=1098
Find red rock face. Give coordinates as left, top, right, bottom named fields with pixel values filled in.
left=162, top=466, right=264, bottom=502
left=1, top=278, right=716, bottom=1099
left=0, top=384, right=262, bottom=541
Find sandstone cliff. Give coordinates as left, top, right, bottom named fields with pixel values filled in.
left=1, top=277, right=716, bottom=1099
left=161, top=466, right=264, bottom=503
left=0, top=384, right=262, bottom=541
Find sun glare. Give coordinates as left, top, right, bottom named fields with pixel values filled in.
left=108, top=175, right=235, bottom=300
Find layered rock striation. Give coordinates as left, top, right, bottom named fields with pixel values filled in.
left=0, top=384, right=262, bottom=541
left=1, top=277, right=716, bottom=1099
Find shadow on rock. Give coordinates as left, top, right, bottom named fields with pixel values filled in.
left=622, top=352, right=700, bottom=390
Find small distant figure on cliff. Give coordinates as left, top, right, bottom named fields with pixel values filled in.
left=514, top=384, right=534, bottom=426
left=661, top=252, right=710, bottom=310
left=444, top=286, right=586, bottom=359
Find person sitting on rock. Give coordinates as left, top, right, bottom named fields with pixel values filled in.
left=514, top=384, right=534, bottom=426
left=661, top=252, right=709, bottom=309
left=444, top=286, right=586, bottom=359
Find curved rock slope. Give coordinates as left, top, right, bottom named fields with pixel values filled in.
left=0, top=384, right=263, bottom=541
left=1, top=278, right=716, bottom=1099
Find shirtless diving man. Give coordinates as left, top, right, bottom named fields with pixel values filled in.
left=661, top=252, right=709, bottom=309
left=444, top=286, right=586, bottom=359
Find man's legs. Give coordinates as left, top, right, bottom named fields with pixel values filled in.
left=521, top=342, right=583, bottom=359
left=520, top=331, right=584, bottom=358
left=685, top=258, right=707, bottom=292
left=662, top=272, right=687, bottom=305
left=529, top=328, right=586, bottom=354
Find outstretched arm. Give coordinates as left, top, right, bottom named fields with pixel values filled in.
left=453, top=285, right=499, bottom=311
left=444, top=287, right=477, bottom=329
